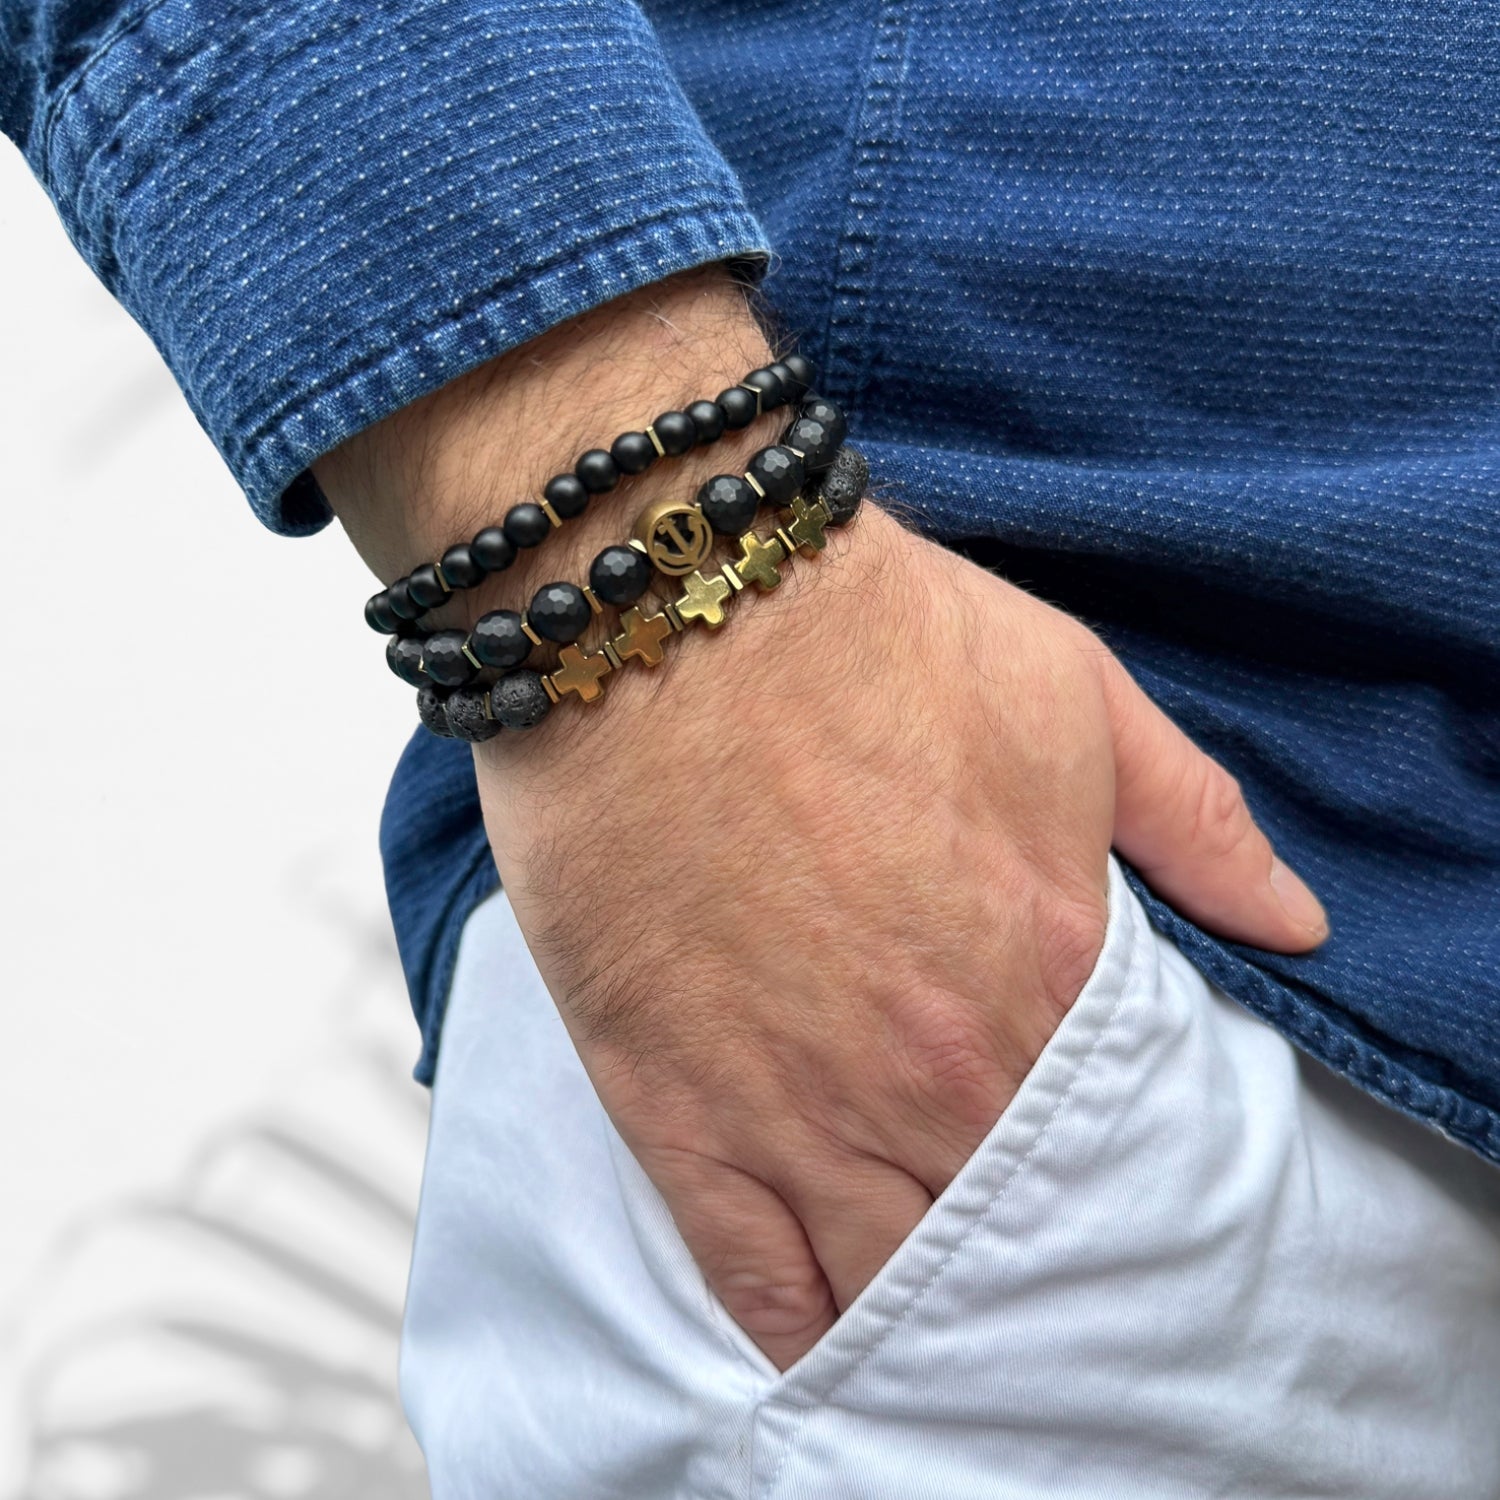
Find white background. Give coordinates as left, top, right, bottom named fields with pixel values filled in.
left=1, top=140, right=429, bottom=1489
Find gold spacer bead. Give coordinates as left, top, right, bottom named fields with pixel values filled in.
left=738, top=383, right=764, bottom=415
left=581, top=585, right=604, bottom=616
left=721, top=563, right=745, bottom=593
left=776, top=526, right=798, bottom=555
left=645, top=425, right=667, bottom=458
left=663, top=602, right=686, bottom=632
left=744, top=471, right=766, bottom=499
left=601, top=640, right=625, bottom=671
left=538, top=497, right=563, bottom=529
left=521, top=616, right=543, bottom=647
left=435, top=565, right=453, bottom=593
left=542, top=676, right=561, bottom=704
left=628, top=537, right=650, bottom=555
left=461, top=643, right=484, bottom=671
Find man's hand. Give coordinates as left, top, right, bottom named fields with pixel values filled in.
left=318, top=267, right=1327, bottom=1373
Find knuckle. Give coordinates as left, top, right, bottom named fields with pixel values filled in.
left=880, top=989, right=1003, bottom=1132
left=711, top=1262, right=834, bottom=1339
left=1189, top=762, right=1255, bottom=856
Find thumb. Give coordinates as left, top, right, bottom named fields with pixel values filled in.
left=1097, top=653, right=1329, bottom=953
left=639, top=1146, right=837, bottom=1373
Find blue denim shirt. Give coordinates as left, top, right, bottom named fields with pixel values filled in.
left=6, top=2, right=1498, bottom=1160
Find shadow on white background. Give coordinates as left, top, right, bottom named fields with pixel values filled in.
left=2, top=140, right=433, bottom=1494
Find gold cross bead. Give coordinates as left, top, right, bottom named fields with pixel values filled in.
left=549, top=644, right=612, bottom=704
left=612, top=606, right=673, bottom=668
left=787, top=494, right=832, bottom=554
left=674, top=569, right=734, bottom=629
left=729, top=531, right=787, bottom=591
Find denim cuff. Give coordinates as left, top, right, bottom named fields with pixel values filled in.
left=33, top=0, right=770, bottom=534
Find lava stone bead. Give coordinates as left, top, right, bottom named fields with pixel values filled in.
left=504, top=502, right=552, bottom=549
left=422, top=629, right=478, bottom=687
left=440, top=543, right=485, bottom=590
left=386, top=578, right=420, bottom=622
left=687, top=399, right=725, bottom=445
left=575, top=449, right=620, bottom=494
left=471, top=526, right=516, bottom=573
left=799, top=395, right=847, bottom=448
left=544, top=473, right=590, bottom=520
left=698, top=473, right=759, bottom=535
left=610, top=431, right=657, bottom=476
left=416, top=684, right=453, bottom=738
left=528, top=582, right=593, bottom=644
left=365, top=592, right=398, bottom=634
left=386, top=634, right=428, bottom=686
left=407, top=562, right=448, bottom=611
left=445, top=686, right=502, bottom=742
left=470, top=609, right=532, bottom=670
left=491, top=671, right=553, bottom=731
left=742, top=366, right=786, bottom=410
left=589, top=544, right=652, bottom=606
left=651, top=410, right=696, bottom=456
left=716, top=385, right=759, bottom=430
left=785, top=413, right=841, bottom=473
left=748, top=444, right=805, bottom=505
left=820, top=443, right=869, bottom=527
left=778, top=353, right=817, bottom=402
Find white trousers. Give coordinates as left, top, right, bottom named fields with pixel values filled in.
left=402, top=859, right=1500, bottom=1499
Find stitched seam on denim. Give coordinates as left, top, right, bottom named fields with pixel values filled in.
left=235, top=203, right=767, bottom=463
left=761, top=910, right=1146, bottom=1499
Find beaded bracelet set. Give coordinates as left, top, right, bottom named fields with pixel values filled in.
left=363, top=353, right=867, bottom=742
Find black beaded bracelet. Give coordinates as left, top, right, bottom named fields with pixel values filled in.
left=416, top=443, right=869, bottom=742
left=364, top=353, right=819, bottom=635
left=383, top=396, right=850, bottom=693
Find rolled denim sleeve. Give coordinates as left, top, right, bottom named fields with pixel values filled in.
left=1, top=0, right=770, bottom=534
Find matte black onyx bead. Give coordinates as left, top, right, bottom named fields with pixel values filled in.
left=504, top=502, right=551, bottom=549
left=543, top=473, right=590, bottom=520
left=529, top=582, right=592, bottom=644
left=407, top=563, right=449, bottom=611
left=422, top=629, right=478, bottom=688
left=575, top=449, right=620, bottom=494
left=416, top=684, right=453, bottom=738
left=742, top=366, right=786, bottom=410
left=440, top=543, right=485, bottom=591
left=779, top=353, right=817, bottom=401
left=820, top=443, right=868, bottom=527
left=785, top=414, right=841, bottom=474
left=387, top=634, right=428, bottom=687
left=799, top=395, right=847, bottom=446
left=687, top=399, right=725, bottom=445
left=470, top=609, right=532, bottom=670
left=716, top=385, right=758, bottom=430
left=387, top=578, right=420, bottom=622
left=491, top=671, right=553, bottom=731
left=610, top=431, right=656, bottom=476
left=471, top=526, right=516, bottom=573
left=445, top=686, right=502, bottom=742
left=365, top=592, right=399, bottom=635
left=651, top=410, right=696, bottom=456
left=768, top=361, right=799, bottom=404
left=748, top=444, right=805, bottom=505
left=698, top=474, right=759, bottom=536
left=589, top=544, right=652, bottom=606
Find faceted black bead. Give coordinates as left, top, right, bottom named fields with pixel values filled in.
left=529, top=581, right=593, bottom=644
left=698, top=473, right=760, bottom=535
left=748, top=444, right=805, bottom=505
left=589, top=544, right=652, bottom=606
left=445, top=686, right=502, bottom=742
left=544, top=473, right=590, bottom=520
left=387, top=634, right=429, bottom=687
left=472, top=526, right=516, bottom=573
left=470, top=609, right=532, bottom=670
left=610, top=431, right=656, bottom=476
left=491, top=671, right=553, bottom=732
left=820, top=443, right=869, bottom=527
left=651, top=410, right=696, bottom=456
left=387, top=578, right=420, bottom=622
left=742, top=366, right=786, bottom=410
left=407, top=562, right=448, bottom=611
left=785, top=414, right=841, bottom=474
left=716, top=385, right=759, bottom=430
left=365, top=591, right=399, bottom=635
left=422, top=629, right=478, bottom=688
left=504, top=503, right=551, bottom=549
left=416, top=684, right=453, bottom=738
left=687, top=399, right=725, bottom=445
left=799, top=395, right=847, bottom=448
left=575, top=449, right=620, bottom=494
left=440, top=543, right=485, bottom=590
left=779, top=353, right=817, bottom=402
